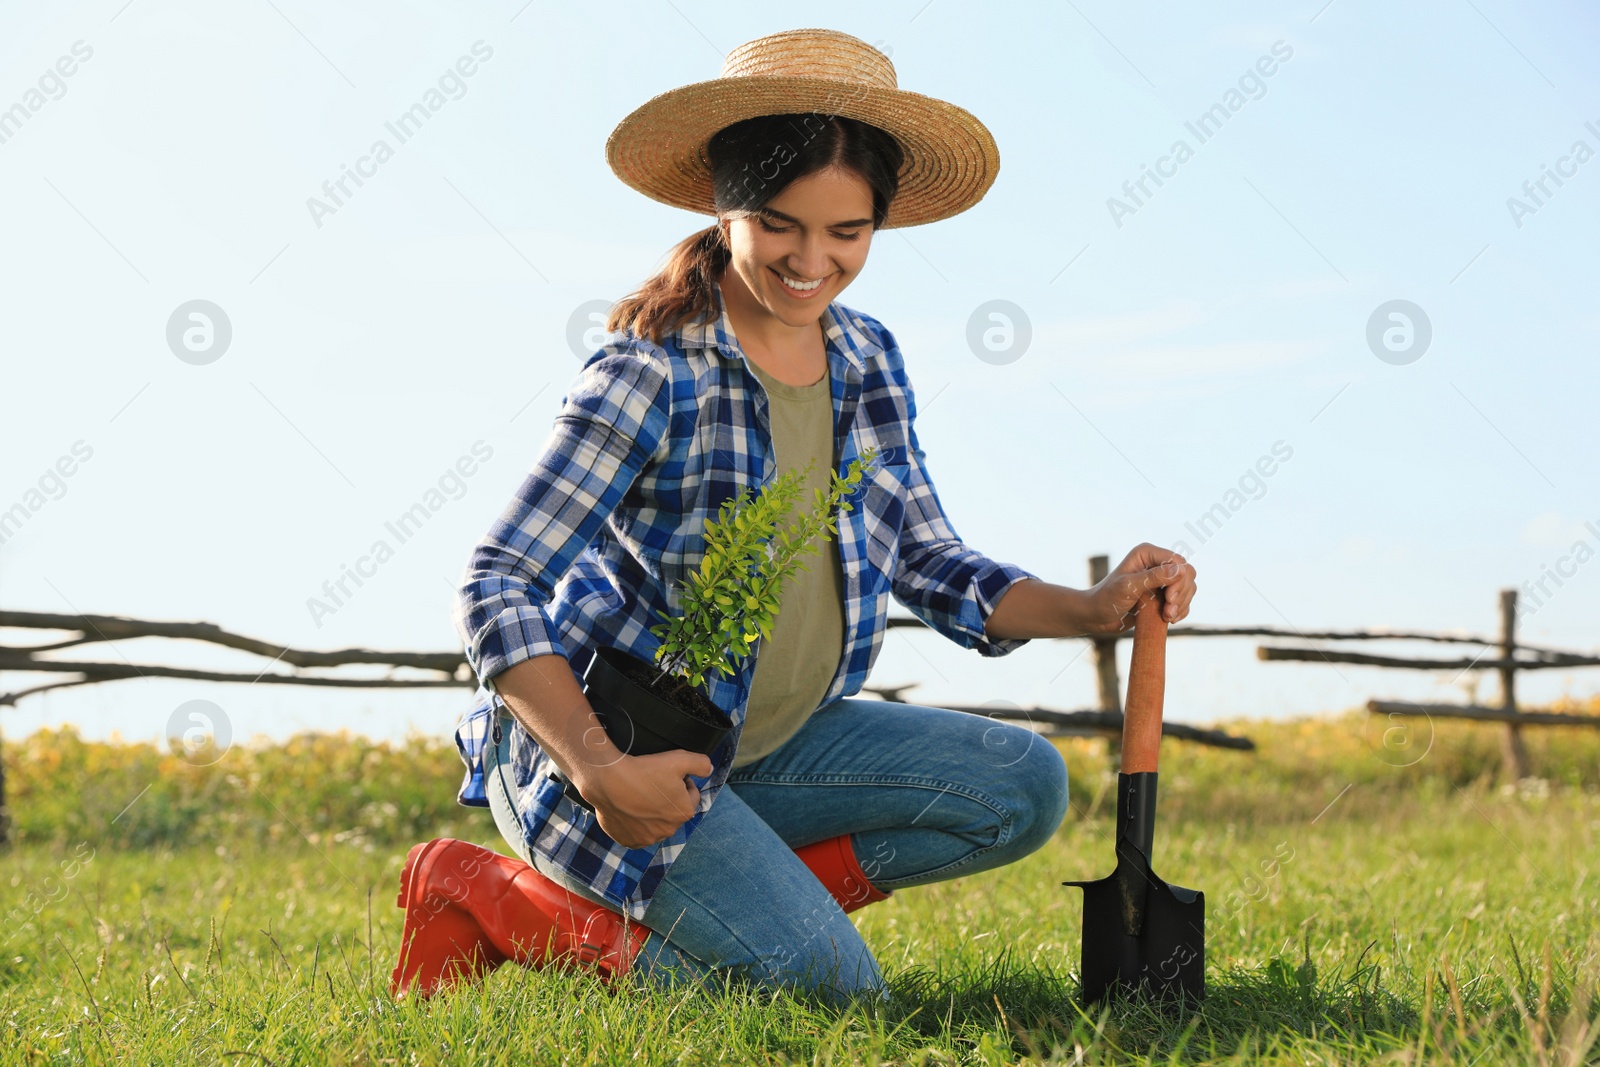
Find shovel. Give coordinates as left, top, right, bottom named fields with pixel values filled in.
left=1063, top=592, right=1206, bottom=1005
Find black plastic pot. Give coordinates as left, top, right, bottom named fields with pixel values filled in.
left=548, top=645, right=733, bottom=812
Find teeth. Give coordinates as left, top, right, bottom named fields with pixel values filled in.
left=778, top=272, right=823, bottom=291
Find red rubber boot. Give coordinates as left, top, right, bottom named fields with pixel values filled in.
left=793, top=833, right=893, bottom=914
left=391, top=838, right=508, bottom=999
left=394, top=838, right=647, bottom=997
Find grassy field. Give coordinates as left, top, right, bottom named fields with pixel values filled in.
left=1, top=705, right=1597, bottom=1065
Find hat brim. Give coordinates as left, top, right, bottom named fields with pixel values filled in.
left=605, top=75, right=999, bottom=229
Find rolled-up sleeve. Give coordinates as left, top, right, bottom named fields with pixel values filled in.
left=888, top=376, right=1041, bottom=659
left=455, top=345, right=674, bottom=693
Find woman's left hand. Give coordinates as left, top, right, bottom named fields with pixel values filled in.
left=1081, top=543, right=1197, bottom=634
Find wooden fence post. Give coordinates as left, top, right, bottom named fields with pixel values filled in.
left=1089, top=555, right=1123, bottom=766
left=1499, top=588, right=1529, bottom=780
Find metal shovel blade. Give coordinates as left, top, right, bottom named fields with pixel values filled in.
left=1063, top=811, right=1205, bottom=1004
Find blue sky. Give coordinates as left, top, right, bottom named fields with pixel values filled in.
left=2, top=0, right=1597, bottom=750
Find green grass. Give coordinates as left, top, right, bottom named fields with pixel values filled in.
left=2, top=709, right=1598, bottom=1065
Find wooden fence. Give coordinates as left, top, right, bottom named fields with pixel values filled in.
left=884, top=556, right=1600, bottom=777
left=1253, top=587, right=1600, bottom=778
left=5, top=555, right=1593, bottom=839
left=0, top=585, right=1256, bottom=843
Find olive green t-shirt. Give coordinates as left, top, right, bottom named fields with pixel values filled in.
left=731, top=356, right=846, bottom=769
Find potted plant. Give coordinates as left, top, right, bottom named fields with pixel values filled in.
left=550, top=447, right=882, bottom=810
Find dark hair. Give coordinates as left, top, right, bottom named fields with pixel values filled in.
left=607, top=113, right=904, bottom=346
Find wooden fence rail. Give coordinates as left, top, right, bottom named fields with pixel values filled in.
left=1365, top=701, right=1600, bottom=728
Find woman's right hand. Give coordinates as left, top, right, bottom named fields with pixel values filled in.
left=579, top=749, right=714, bottom=849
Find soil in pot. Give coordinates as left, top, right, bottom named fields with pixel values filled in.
left=618, top=657, right=732, bottom=729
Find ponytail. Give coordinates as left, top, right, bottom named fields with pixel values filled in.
left=606, top=223, right=731, bottom=347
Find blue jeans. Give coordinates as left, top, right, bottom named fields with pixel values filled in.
left=485, top=694, right=1070, bottom=1006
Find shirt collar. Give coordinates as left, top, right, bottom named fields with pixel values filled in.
left=674, top=277, right=876, bottom=379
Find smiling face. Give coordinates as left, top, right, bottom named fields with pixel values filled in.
left=719, top=164, right=876, bottom=330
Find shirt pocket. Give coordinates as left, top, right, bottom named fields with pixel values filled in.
left=856, top=459, right=909, bottom=590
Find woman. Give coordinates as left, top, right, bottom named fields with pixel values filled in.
left=391, top=27, right=1197, bottom=1006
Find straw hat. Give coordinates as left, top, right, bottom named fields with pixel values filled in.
left=605, top=28, right=999, bottom=229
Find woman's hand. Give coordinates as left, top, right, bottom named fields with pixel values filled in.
left=1082, top=542, right=1197, bottom=634
left=579, top=749, right=713, bottom=849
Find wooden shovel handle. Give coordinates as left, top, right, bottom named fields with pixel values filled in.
left=1121, top=594, right=1167, bottom=774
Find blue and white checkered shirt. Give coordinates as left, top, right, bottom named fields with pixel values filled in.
left=452, top=279, right=1040, bottom=921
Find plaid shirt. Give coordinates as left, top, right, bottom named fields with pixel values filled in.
left=451, top=279, right=1040, bottom=921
